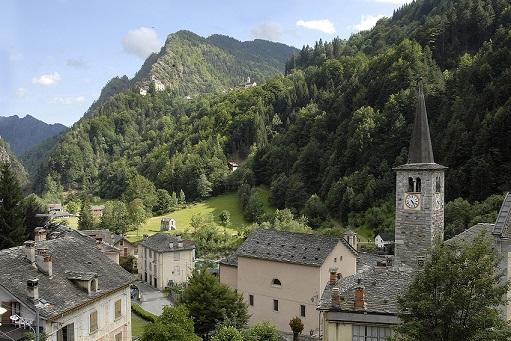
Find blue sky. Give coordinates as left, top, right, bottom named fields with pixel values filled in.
left=1, top=0, right=410, bottom=126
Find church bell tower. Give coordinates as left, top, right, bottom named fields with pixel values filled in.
left=394, top=79, right=446, bottom=267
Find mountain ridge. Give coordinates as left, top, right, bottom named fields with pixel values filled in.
left=84, top=31, right=297, bottom=116
left=0, top=115, right=67, bottom=156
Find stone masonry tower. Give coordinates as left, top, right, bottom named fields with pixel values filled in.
left=394, top=79, right=446, bottom=268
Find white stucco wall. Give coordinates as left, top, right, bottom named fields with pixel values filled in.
left=0, top=286, right=131, bottom=341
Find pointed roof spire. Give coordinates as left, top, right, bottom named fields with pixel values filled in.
left=408, top=78, right=434, bottom=164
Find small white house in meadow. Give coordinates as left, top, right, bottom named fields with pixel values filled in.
left=374, top=232, right=394, bottom=249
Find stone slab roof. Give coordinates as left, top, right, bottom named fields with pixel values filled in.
left=228, top=229, right=356, bottom=267
left=377, top=232, right=394, bottom=241
left=319, top=265, right=414, bottom=315
left=0, top=234, right=134, bottom=320
left=112, top=234, right=134, bottom=246
left=445, top=223, right=494, bottom=245
left=139, top=233, right=195, bottom=253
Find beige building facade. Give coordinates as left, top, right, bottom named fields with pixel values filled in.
left=220, top=229, right=357, bottom=337
left=137, top=234, right=195, bottom=289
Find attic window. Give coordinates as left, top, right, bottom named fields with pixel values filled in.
left=272, top=278, right=282, bottom=287
left=90, top=278, right=98, bottom=292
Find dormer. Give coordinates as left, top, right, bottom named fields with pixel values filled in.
left=66, top=271, right=99, bottom=295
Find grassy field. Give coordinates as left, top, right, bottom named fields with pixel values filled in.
left=55, top=188, right=272, bottom=242
left=125, top=188, right=272, bottom=242
left=131, top=312, right=149, bottom=337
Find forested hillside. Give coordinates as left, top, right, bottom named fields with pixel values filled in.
left=40, top=0, right=511, bottom=234
left=0, top=115, right=67, bottom=155
left=84, top=31, right=297, bottom=115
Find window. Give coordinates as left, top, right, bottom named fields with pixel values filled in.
left=174, top=251, right=180, bottom=261
left=11, top=302, right=20, bottom=316
left=89, top=310, right=98, bottom=334
left=300, top=305, right=306, bottom=317
left=90, top=278, right=98, bottom=292
left=114, top=299, right=122, bottom=320
left=352, top=325, right=392, bottom=341
left=144, top=248, right=147, bottom=258
left=416, top=178, right=421, bottom=192
left=173, top=265, right=181, bottom=275
left=271, top=278, right=282, bottom=287
left=334, top=257, right=337, bottom=263
left=435, top=176, right=441, bottom=192
left=249, top=295, right=254, bottom=306
left=115, top=333, right=122, bottom=341
left=273, top=299, right=279, bottom=311
left=120, top=240, right=124, bottom=246
left=57, top=323, right=75, bottom=341
left=149, top=249, right=152, bottom=258
left=408, top=177, right=414, bottom=192
left=153, top=264, right=157, bottom=274
left=124, top=248, right=128, bottom=257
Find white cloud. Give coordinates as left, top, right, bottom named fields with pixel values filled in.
left=352, top=14, right=385, bottom=32
left=296, top=19, right=336, bottom=34
left=50, top=96, right=85, bottom=105
left=250, top=23, right=282, bottom=41
left=32, top=72, right=61, bottom=86
left=15, top=88, right=27, bottom=98
left=122, top=27, right=162, bottom=59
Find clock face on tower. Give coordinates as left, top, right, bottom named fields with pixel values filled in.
left=405, top=194, right=420, bottom=209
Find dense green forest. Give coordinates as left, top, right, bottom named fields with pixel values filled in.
left=39, top=0, right=511, bottom=236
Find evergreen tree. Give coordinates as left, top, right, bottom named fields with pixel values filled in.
left=302, top=194, right=328, bottom=228
left=141, top=305, right=199, bottom=341
left=179, top=189, right=186, bottom=205
left=180, top=270, right=249, bottom=339
left=22, top=193, right=47, bottom=238
left=78, top=199, right=94, bottom=230
left=0, top=163, right=26, bottom=249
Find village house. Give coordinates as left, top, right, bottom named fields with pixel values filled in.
left=0, top=227, right=133, bottom=341
left=219, top=229, right=357, bottom=338
left=160, top=217, right=176, bottom=231
left=79, top=229, right=113, bottom=244
left=137, top=234, right=195, bottom=289
left=227, top=161, right=239, bottom=172
left=112, top=234, right=138, bottom=258
left=90, top=205, right=105, bottom=217
left=374, top=232, right=394, bottom=253
left=47, top=204, right=63, bottom=215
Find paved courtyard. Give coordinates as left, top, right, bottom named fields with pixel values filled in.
left=134, top=281, right=172, bottom=316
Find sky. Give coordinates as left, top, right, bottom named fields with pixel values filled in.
left=1, top=0, right=411, bottom=126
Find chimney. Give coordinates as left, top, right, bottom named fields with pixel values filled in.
left=331, top=287, right=340, bottom=307
left=34, top=227, right=47, bottom=242
left=36, top=248, right=52, bottom=278
left=24, top=241, right=36, bottom=266
left=169, top=242, right=174, bottom=249
left=177, top=241, right=183, bottom=248
left=354, top=286, right=365, bottom=311
left=329, top=267, right=338, bottom=285
left=27, top=278, right=39, bottom=300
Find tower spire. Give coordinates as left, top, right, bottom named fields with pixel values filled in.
left=408, top=78, right=434, bottom=164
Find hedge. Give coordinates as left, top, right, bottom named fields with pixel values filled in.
left=131, top=303, right=157, bottom=322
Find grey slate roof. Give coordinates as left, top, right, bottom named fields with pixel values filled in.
left=0, top=233, right=133, bottom=320
left=319, top=265, right=414, bottom=315
left=228, top=229, right=356, bottom=267
left=139, top=233, right=195, bottom=253
left=445, top=223, right=494, bottom=245
left=220, top=253, right=239, bottom=267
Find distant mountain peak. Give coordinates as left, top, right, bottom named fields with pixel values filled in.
left=0, top=115, right=67, bottom=156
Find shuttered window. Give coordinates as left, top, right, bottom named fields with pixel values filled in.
left=115, top=299, right=122, bottom=320
left=89, top=310, right=98, bottom=333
